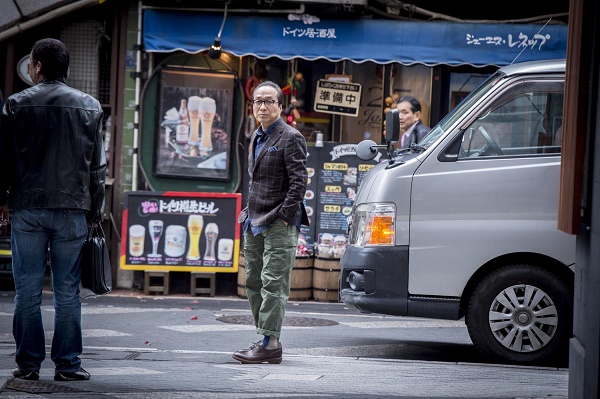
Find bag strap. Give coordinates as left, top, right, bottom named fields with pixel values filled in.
left=87, top=220, right=106, bottom=241
left=93, top=210, right=102, bottom=224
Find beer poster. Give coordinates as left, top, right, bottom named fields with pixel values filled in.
left=120, top=191, right=241, bottom=273
left=154, top=68, right=236, bottom=181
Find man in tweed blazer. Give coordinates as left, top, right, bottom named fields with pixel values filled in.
left=233, top=81, right=308, bottom=364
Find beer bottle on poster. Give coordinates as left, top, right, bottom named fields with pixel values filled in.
left=176, top=99, right=189, bottom=144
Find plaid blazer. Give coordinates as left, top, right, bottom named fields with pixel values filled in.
left=238, top=118, right=309, bottom=228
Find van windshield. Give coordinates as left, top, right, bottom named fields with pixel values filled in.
left=417, top=71, right=507, bottom=149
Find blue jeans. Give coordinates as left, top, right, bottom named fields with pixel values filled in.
left=11, top=208, right=88, bottom=373
left=243, top=219, right=299, bottom=338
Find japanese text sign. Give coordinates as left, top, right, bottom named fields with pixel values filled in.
left=120, top=191, right=241, bottom=273
left=313, top=80, right=362, bottom=117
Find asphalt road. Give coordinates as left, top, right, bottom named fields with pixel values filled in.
left=0, top=289, right=568, bottom=398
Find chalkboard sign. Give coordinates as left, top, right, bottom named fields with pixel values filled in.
left=313, top=142, right=378, bottom=259
left=120, top=191, right=241, bottom=272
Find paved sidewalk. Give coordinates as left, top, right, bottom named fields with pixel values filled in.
left=0, top=343, right=569, bottom=398
left=0, top=290, right=569, bottom=398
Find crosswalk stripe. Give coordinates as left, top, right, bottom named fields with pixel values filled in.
left=158, top=325, right=315, bottom=333
left=0, top=366, right=163, bottom=376
left=80, top=307, right=191, bottom=315
left=0, top=329, right=130, bottom=342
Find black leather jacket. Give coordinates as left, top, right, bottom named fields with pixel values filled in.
left=0, top=78, right=106, bottom=218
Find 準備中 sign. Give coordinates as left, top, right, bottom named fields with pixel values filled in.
left=313, top=79, right=362, bottom=117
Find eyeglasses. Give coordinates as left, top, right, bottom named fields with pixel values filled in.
left=252, top=99, right=278, bottom=108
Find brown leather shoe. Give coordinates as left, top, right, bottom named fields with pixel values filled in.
left=235, top=340, right=262, bottom=354
left=232, top=341, right=282, bottom=364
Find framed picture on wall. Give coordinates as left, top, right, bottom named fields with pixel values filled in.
left=154, top=67, right=236, bottom=180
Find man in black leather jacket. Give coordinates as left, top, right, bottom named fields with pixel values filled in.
left=0, top=38, right=106, bottom=382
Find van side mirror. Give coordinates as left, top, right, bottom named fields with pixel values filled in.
left=355, top=109, right=401, bottom=163
left=356, top=139, right=378, bottom=161
left=385, top=108, right=400, bottom=143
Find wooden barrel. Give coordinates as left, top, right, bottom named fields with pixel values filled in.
left=237, top=255, right=313, bottom=301
left=312, top=257, right=341, bottom=302
left=237, top=253, right=247, bottom=298
left=289, top=257, right=313, bottom=301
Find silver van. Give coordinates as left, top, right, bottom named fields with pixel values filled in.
left=341, top=59, right=574, bottom=364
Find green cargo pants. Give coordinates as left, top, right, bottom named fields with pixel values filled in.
left=243, top=218, right=299, bottom=338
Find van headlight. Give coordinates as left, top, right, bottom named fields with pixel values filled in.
left=348, top=203, right=395, bottom=247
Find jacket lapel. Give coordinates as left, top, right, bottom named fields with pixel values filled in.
left=249, top=132, right=257, bottom=173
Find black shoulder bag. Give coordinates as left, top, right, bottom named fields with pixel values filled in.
left=80, top=220, right=112, bottom=295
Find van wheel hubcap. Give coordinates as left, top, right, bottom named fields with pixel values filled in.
left=488, top=284, right=558, bottom=353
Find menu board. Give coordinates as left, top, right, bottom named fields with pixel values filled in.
left=120, top=191, right=241, bottom=272
left=313, top=142, right=378, bottom=259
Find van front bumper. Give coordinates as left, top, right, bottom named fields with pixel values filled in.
left=339, top=246, right=462, bottom=319
left=339, top=245, right=409, bottom=316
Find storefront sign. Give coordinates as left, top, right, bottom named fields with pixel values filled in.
left=144, top=11, right=567, bottom=67
left=313, top=80, right=362, bottom=117
left=120, top=191, right=241, bottom=272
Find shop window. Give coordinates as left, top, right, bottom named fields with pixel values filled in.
left=60, top=20, right=112, bottom=105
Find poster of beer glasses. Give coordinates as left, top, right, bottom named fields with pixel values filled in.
left=120, top=191, right=241, bottom=273
left=154, top=68, right=236, bottom=181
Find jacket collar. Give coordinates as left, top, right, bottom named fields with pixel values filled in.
left=37, top=77, right=67, bottom=85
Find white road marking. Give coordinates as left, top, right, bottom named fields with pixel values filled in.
left=83, top=329, right=132, bottom=337
left=262, top=374, right=322, bottom=381
left=86, top=367, right=164, bottom=375
left=159, top=325, right=314, bottom=333
left=159, top=325, right=255, bottom=332
left=0, top=366, right=163, bottom=377
left=80, top=307, right=191, bottom=315
left=0, top=329, right=130, bottom=342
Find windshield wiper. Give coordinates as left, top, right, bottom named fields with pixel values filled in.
left=410, top=144, right=427, bottom=152
left=392, top=147, right=412, bottom=157
left=392, top=144, right=426, bottom=157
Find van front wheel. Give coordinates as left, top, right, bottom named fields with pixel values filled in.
left=465, top=264, right=572, bottom=364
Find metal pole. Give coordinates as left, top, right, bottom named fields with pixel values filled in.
left=132, top=0, right=142, bottom=191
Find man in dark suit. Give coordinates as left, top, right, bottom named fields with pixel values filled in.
left=233, top=81, right=308, bottom=364
left=397, top=96, right=431, bottom=148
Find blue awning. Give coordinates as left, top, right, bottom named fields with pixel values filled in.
left=143, top=10, right=567, bottom=67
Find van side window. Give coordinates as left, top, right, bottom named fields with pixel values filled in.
left=459, top=80, right=564, bottom=158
